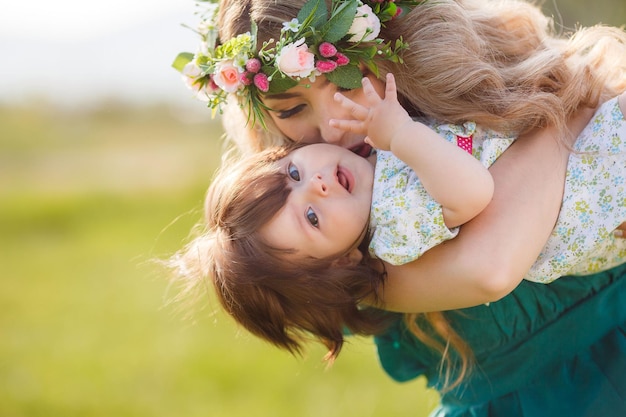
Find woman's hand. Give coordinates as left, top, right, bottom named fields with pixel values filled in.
left=615, top=223, right=626, bottom=238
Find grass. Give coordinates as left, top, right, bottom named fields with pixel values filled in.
left=0, top=101, right=438, bottom=417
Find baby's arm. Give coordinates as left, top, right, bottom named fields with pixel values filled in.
left=375, top=106, right=596, bottom=312
left=330, top=73, right=493, bottom=228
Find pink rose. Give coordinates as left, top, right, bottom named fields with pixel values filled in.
left=213, top=60, right=243, bottom=93
left=347, top=4, right=381, bottom=42
left=276, top=38, right=315, bottom=78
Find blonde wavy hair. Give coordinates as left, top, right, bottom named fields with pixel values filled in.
left=196, top=0, right=626, bottom=390
left=219, top=0, right=626, bottom=153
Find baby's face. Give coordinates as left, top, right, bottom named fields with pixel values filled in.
left=259, top=143, right=374, bottom=261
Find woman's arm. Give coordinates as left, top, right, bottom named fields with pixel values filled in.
left=376, top=106, right=597, bottom=313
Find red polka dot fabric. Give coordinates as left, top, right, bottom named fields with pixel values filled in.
left=456, top=135, right=473, bottom=154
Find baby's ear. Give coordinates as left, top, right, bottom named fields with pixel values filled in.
left=331, top=248, right=363, bottom=268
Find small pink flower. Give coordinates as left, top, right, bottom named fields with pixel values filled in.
left=316, top=60, right=338, bottom=73
left=318, top=42, right=337, bottom=58
left=208, top=76, right=219, bottom=91
left=253, top=73, right=270, bottom=92
left=240, top=72, right=253, bottom=86
left=335, top=53, right=350, bottom=66
left=394, top=8, right=403, bottom=18
left=245, top=58, right=262, bottom=73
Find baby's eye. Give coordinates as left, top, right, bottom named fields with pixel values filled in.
left=287, top=163, right=300, bottom=181
left=277, top=104, right=306, bottom=119
left=305, top=207, right=319, bottom=228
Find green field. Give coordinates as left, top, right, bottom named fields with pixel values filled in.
left=0, top=102, right=438, bottom=417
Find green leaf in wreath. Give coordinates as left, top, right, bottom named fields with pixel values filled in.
left=172, top=52, right=194, bottom=72
left=297, top=0, right=328, bottom=30
left=267, top=74, right=300, bottom=93
left=325, top=65, right=363, bottom=89
left=322, top=0, right=358, bottom=43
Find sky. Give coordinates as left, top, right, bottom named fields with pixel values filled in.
left=0, top=1, right=202, bottom=107
left=0, top=1, right=624, bottom=108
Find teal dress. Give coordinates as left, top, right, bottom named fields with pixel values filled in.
left=374, top=264, right=626, bottom=416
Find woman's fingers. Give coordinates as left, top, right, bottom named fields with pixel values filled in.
left=615, top=223, right=626, bottom=238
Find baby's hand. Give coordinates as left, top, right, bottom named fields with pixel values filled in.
left=330, top=73, right=412, bottom=151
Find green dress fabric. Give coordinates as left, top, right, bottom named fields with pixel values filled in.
left=374, top=263, right=626, bottom=416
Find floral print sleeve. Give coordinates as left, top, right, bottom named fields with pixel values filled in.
left=368, top=122, right=515, bottom=265
left=526, top=97, right=626, bottom=283
left=368, top=149, right=459, bottom=265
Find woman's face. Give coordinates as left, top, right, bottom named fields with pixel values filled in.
left=262, top=73, right=385, bottom=157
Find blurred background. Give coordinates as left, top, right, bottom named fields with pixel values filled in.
left=1, top=1, right=624, bottom=416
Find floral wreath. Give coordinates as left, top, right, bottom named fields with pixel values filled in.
left=173, top=0, right=419, bottom=127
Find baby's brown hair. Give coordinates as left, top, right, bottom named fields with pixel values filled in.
left=169, top=146, right=392, bottom=360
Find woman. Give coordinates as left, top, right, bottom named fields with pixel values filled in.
left=173, top=0, right=626, bottom=414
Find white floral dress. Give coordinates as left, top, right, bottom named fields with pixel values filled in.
left=369, top=96, right=626, bottom=283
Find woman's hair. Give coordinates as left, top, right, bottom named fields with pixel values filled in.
left=218, top=0, right=626, bottom=153
left=168, top=145, right=392, bottom=361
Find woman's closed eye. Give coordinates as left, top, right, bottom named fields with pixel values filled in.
left=276, top=104, right=306, bottom=119
left=306, top=207, right=319, bottom=228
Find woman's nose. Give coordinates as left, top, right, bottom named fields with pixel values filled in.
left=319, top=107, right=344, bottom=145
left=320, top=123, right=344, bottom=144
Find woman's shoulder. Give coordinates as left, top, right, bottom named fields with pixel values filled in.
left=574, top=96, right=626, bottom=154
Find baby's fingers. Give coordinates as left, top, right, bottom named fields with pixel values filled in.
left=334, top=92, right=369, bottom=120
left=329, top=118, right=367, bottom=134
left=361, top=77, right=383, bottom=105
left=383, top=73, right=398, bottom=102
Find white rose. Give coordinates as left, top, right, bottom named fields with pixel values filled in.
left=181, top=62, right=214, bottom=102
left=182, top=61, right=202, bottom=80
left=347, top=4, right=381, bottom=42
left=276, top=38, right=316, bottom=78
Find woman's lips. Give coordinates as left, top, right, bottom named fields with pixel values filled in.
left=350, top=143, right=373, bottom=158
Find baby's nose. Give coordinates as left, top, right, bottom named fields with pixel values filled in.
left=310, top=173, right=328, bottom=195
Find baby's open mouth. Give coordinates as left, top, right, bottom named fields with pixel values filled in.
left=337, top=167, right=352, bottom=193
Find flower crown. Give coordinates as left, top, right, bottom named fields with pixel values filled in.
left=173, top=0, right=418, bottom=127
